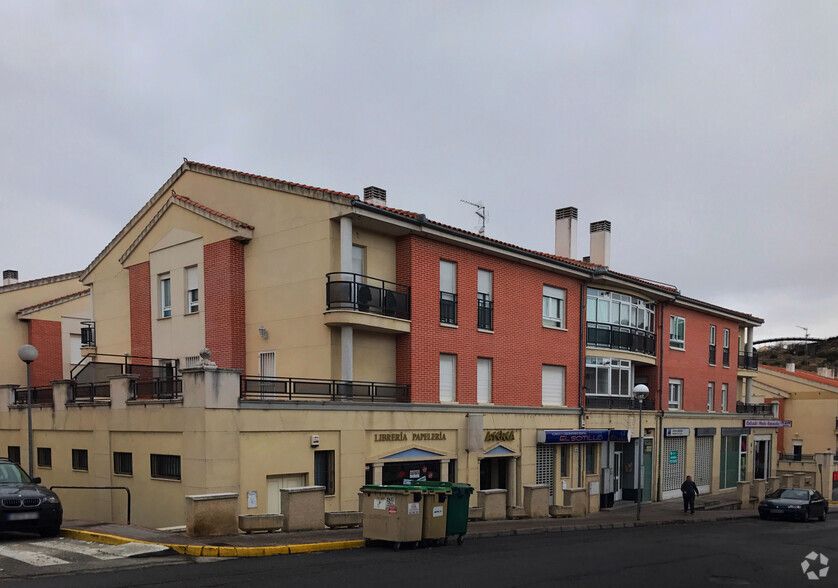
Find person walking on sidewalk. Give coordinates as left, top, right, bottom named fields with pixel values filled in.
left=681, top=475, right=699, bottom=514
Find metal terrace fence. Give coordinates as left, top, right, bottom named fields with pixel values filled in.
left=325, top=273, right=411, bottom=320
left=585, top=395, right=655, bottom=410
left=738, top=351, right=759, bottom=370
left=735, top=402, right=774, bottom=416
left=70, top=354, right=181, bottom=404
left=132, top=378, right=182, bottom=401
left=12, top=386, right=54, bottom=406
left=241, top=376, right=409, bottom=403
left=586, top=322, right=656, bottom=356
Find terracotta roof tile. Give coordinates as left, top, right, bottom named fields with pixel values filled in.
left=0, top=271, right=82, bottom=294
left=185, top=160, right=357, bottom=199
left=760, top=364, right=838, bottom=387
left=171, top=192, right=255, bottom=230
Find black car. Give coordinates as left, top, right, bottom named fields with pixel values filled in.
left=758, top=488, right=828, bottom=522
left=0, top=459, right=62, bottom=537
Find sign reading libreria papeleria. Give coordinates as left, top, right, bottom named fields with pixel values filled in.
left=374, top=431, right=447, bottom=442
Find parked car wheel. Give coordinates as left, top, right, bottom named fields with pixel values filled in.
left=819, top=508, right=827, bottom=522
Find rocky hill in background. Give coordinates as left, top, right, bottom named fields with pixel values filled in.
left=756, top=335, right=838, bottom=374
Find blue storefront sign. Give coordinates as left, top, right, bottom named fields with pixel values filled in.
left=538, top=429, right=610, bottom=444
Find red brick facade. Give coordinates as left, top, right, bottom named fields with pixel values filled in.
left=396, top=234, right=583, bottom=406
left=203, top=239, right=246, bottom=371
left=27, top=319, right=63, bottom=387
left=128, top=262, right=153, bottom=364
left=656, top=303, right=740, bottom=412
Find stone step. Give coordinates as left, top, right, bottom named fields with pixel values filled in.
left=695, top=500, right=740, bottom=511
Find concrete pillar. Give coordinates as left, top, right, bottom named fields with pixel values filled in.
left=814, top=453, right=834, bottom=498
left=781, top=473, right=794, bottom=488
left=440, top=459, right=450, bottom=482
left=340, top=216, right=353, bottom=382
left=108, top=374, right=138, bottom=409
left=736, top=481, right=751, bottom=508
left=0, top=385, right=18, bottom=412
left=767, top=476, right=780, bottom=493
left=52, top=380, right=72, bottom=410
left=563, top=488, right=587, bottom=517
left=523, top=484, right=549, bottom=518
left=750, top=479, right=767, bottom=501
left=745, top=379, right=753, bottom=404
left=181, top=367, right=241, bottom=409
left=507, top=458, right=518, bottom=506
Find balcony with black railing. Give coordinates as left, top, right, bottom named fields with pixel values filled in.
left=132, top=377, right=182, bottom=401
left=325, top=273, right=410, bottom=320
left=586, top=322, right=656, bottom=357
left=738, top=351, right=759, bottom=370
left=477, top=295, right=493, bottom=331
left=722, top=348, right=730, bottom=367
left=80, top=321, right=96, bottom=347
left=708, top=344, right=716, bottom=365
left=440, top=292, right=457, bottom=325
left=70, top=353, right=181, bottom=404
left=240, top=376, right=409, bottom=403
left=735, top=402, right=773, bottom=416
left=585, top=394, right=655, bottom=410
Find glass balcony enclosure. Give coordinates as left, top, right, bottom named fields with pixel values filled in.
left=586, top=288, right=656, bottom=356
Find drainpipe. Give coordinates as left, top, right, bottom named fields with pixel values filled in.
left=655, top=302, right=665, bottom=502
left=578, top=281, right=588, bottom=487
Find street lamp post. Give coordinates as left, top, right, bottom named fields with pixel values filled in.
left=17, top=344, right=38, bottom=478
left=633, top=384, right=650, bottom=521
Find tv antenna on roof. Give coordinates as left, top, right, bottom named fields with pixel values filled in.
left=460, top=199, right=486, bottom=235
left=796, top=325, right=810, bottom=358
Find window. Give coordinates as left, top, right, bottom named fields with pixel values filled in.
left=440, top=260, right=457, bottom=325
left=314, top=450, right=335, bottom=496
left=150, top=454, right=181, bottom=480
left=186, top=266, right=199, bottom=314
left=670, top=316, right=685, bottom=350
left=542, top=365, right=565, bottom=406
left=709, top=325, right=716, bottom=365
left=114, top=452, right=133, bottom=476
left=477, top=269, right=493, bottom=330
left=439, top=354, right=457, bottom=402
left=707, top=382, right=715, bottom=412
left=37, top=447, right=52, bottom=468
left=72, top=449, right=88, bottom=471
left=259, top=351, right=276, bottom=377
left=7, top=446, right=20, bottom=465
left=560, top=445, right=570, bottom=478
left=351, top=245, right=365, bottom=276
left=543, top=285, right=566, bottom=328
left=586, top=288, right=655, bottom=333
left=668, top=378, right=683, bottom=409
left=585, top=357, right=631, bottom=397
left=477, top=358, right=492, bottom=404
left=721, top=383, right=729, bottom=412
left=722, top=328, right=730, bottom=367
left=720, top=435, right=747, bottom=489
left=159, top=274, right=172, bottom=318
left=585, top=444, right=597, bottom=474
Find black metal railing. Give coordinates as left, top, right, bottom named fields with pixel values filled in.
left=585, top=395, right=655, bottom=410
left=738, top=351, right=759, bottom=370
left=440, top=292, right=457, bottom=325
left=722, top=348, right=730, bottom=367
left=71, top=382, right=111, bottom=402
left=240, top=376, right=409, bottom=403
left=708, top=344, right=716, bottom=365
left=477, top=296, right=493, bottom=331
left=12, top=386, right=54, bottom=406
left=735, top=402, right=773, bottom=415
left=80, top=321, right=96, bottom=347
left=132, top=378, right=182, bottom=401
left=325, top=273, right=410, bottom=320
left=780, top=453, right=814, bottom=462
left=586, top=322, right=656, bottom=356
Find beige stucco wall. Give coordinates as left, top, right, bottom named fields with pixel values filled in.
left=0, top=279, right=90, bottom=385
left=782, top=397, right=838, bottom=455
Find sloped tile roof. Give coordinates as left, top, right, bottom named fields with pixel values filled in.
left=760, top=364, right=838, bottom=388
left=0, top=271, right=82, bottom=294
left=171, top=192, right=255, bottom=230
left=17, top=289, right=90, bottom=316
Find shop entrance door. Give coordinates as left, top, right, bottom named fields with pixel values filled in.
left=267, top=473, right=307, bottom=514
left=614, top=451, right=623, bottom=501
left=480, top=457, right=508, bottom=490
left=754, top=438, right=770, bottom=480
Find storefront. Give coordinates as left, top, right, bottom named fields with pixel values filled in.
left=365, top=429, right=458, bottom=487
left=693, top=428, right=716, bottom=495
left=661, top=428, right=689, bottom=499
left=719, top=427, right=750, bottom=490
left=744, top=419, right=789, bottom=481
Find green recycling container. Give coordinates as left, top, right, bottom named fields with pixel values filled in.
left=403, top=481, right=473, bottom=544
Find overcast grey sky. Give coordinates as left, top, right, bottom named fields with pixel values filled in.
left=1, top=1, right=835, bottom=341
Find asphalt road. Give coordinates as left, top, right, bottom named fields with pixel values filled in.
left=5, top=517, right=836, bottom=587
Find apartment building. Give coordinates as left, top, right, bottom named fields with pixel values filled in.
left=0, top=161, right=771, bottom=527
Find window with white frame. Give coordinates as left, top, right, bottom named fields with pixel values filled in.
left=721, top=383, right=728, bottom=412
left=586, top=288, right=655, bottom=334
left=159, top=274, right=171, bottom=318
left=668, top=378, right=683, bottom=409
left=440, top=261, right=457, bottom=325
left=351, top=245, right=365, bottom=276
left=477, top=269, right=493, bottom=330
left=585, top=357, right=631, bottom=396
left=670, top=316, right=685, bottom=350
left=439, top=354, right=457, bottom=402
left=542, top=365, right=565, bottom=406
left=259, top=351, right=276, bottom=377
left=707, top=382, right=715, bottom=412
left=186, top=266, right=199, bottom=313
left=477, top=357, right=492, bottom=404
left=542, top=285, right=565, bottom=328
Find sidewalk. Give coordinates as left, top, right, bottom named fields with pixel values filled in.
left=60, top=499, right=757, bottom=557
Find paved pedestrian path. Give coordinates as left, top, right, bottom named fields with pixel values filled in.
left=60, top=498, right=757, bottom=557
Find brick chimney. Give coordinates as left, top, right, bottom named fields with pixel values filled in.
left=554, top=207, right=578, bottom=259
left=363, top=186, right=387, bottom=207
left=589, top=221, right=611, bottom=267
left=2, top=270, right=18, bottom=286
